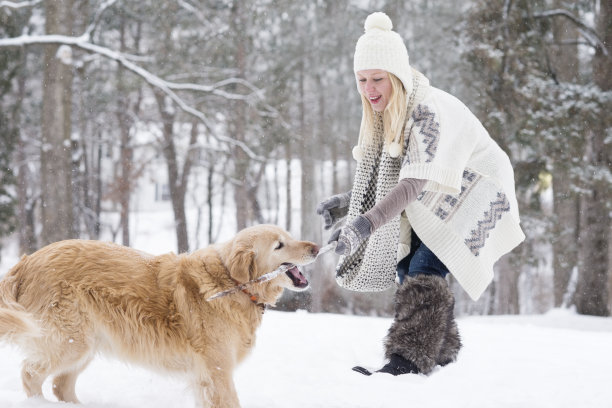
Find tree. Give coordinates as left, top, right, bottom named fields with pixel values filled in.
left=461, top=0, right=611, bottom=315
left=548, top=0, right=580, bottom=308
left=0, top=109, right=17, bottom=255
left=573, top=0, right=611, bottom=316
left=154, top=91, right=197, bottom=253
left=0, top=3, right=26, bottom=256
left=39, top=0, right=76, bottom=245
left=0, top=0, right=271, bottom=253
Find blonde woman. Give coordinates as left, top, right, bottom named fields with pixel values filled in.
left=318, top=12, right=525, bottom=375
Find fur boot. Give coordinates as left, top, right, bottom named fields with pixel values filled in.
left=382, top=274, right=461, bottom=375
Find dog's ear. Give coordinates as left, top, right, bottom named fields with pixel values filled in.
left=227, top=243, right=257, bottom=283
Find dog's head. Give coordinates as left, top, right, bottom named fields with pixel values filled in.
left=225, top=225, right=318, bottom=303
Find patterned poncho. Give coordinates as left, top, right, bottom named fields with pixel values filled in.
left=337, top=71, right=525, bottom=301
left=399, top=86, right=525, bottom=300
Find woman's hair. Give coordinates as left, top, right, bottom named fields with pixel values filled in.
left=358, top=72, right=408, bottom=147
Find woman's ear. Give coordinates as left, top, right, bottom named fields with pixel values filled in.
left=227, top=243, right=257, bottom=283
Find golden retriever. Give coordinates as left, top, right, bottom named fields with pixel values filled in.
left=0, top=224, right=318, bottom=407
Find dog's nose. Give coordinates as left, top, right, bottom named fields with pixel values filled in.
left=311, top=244, right=320, bottom=256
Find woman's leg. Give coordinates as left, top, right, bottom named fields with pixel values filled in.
left=380, top=231, right=461, bottom=375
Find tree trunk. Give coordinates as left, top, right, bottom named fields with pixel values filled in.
left=550, top=0, right=580, bottom=307
left=298, top=62, right=317, bottom=243
left=154, top=92, right=190, bottom=253
left=227, top=1, right=251, bottom=231
left=116, top=16, right=135, bottom=247
left=207, top=162, right=214, bottom=244
left=574, top=0, right=611, bottom=316
left=309, top=74, right=330, bottom=313
left=575, top=183, right=610, bottom=315
left=285, top=143, right=292, bottom=232
left=494, top=254, right=520, bottom=314
left=248, top=162, right=266, bottom=224
left=593, top=0, right=611, bottom=91
left=552, top=189, right=579, bottom=306
left=40, top=0, right=75, bottom=245
left=15, top=47, right=37, bottom=254
left=16, top=135, right=37, bottom=254
left=94, top=132, right=102, bottom=239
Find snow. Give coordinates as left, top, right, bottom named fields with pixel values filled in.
left=0, top=169, right=609, bottom=407
left=0, top=308, right=611, bottom=408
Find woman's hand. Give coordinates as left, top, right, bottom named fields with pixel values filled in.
left=329, top=215, right=372, bottom=256
left=316, top=191, right=352, bottom=229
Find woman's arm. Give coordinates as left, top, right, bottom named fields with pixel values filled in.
left=364, top=178, right=426, bottom=231
left=330, top=178, right=426, bottom=256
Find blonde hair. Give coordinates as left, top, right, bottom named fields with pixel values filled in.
left=357, top=73, right=408, bottom=148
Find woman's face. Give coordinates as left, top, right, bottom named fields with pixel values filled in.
left=356, top=69, right=392, bottom=112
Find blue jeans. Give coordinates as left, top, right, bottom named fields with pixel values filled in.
left=396, top=230, right=449, bottom=284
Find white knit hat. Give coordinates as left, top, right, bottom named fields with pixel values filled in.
left=353, top=12, right=413, bottom=95
left=352, top=12, right=413, bottom=161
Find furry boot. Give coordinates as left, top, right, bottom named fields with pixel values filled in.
left=376, top=353, right=419, bottom=375
left=382, top=274, right=461, bottom=375
left=437, top=296, right=461, bottom=367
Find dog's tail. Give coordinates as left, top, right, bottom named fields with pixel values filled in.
left=0, top=308, right=42, bottom=340
left=0, top=271, right=42, bottom=342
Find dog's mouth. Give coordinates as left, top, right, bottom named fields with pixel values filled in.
left=282, top=263, right=309, bottom=288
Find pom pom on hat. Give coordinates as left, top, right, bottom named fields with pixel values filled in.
left=364, top=12, right=393, bottom=31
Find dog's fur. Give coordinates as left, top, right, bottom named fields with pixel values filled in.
left=0, top=224, right=317, bottom=407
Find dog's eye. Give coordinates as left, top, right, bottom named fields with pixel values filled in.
left=275, top=241, right=284, bottom=250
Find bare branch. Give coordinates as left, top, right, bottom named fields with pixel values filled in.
left=83, top=0, right=118, bottom=40
left=532, top=9, right=608, bottom=57
left=177, top=0, right=207, bottom=25
left=0, top=34, right=264, bottom=160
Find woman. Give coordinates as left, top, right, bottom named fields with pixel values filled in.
left=317, top=12, right=525, bottom=376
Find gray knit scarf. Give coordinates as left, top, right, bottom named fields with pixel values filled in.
left=336, top=70, right=428, bottom=292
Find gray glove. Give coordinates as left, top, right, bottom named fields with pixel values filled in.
left=328, top=215, right=372, bottom=256
left=316, top=191, right=352, bottom=230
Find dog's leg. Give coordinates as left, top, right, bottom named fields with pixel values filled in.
left=21, top=360, right=50, bottom=398
left=210, top=372, right=240, bottom=408
left=193, top=370, right=241, bottom=408
left=52, top=356, right=92, bottom=403
left=192, top=375, right=214, bottom=408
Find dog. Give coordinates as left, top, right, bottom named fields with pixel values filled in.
left=0, top=224, right=318, bottom=407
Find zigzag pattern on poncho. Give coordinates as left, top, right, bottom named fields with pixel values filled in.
left=464, top=192, right=511, bottom=256
left=411, top=105, right=439, bottom=163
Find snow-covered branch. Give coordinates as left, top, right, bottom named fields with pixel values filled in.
left=0, top=34, right=264, bottom=160
left=164, top=77, right=263, bottom=101
left=0, top=0, right=41, bottom=9
left=532, top=9, right=609, bottom=58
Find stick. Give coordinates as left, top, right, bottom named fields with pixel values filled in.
left=206, top=241, right=336, bottom=301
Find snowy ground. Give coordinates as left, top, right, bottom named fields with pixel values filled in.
left=1, top=208, right=611, bottom=407
left=0, top=308, right=611, bottom=408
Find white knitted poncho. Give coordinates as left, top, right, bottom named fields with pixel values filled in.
left=399, top=86, right=525, bottom=300
left=336, top=72, right=525, bottom=301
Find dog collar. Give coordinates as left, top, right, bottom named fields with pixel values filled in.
left=231, top=277, right=266, bottom=311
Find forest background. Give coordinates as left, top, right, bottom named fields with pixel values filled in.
left=0, top=0, right=610, bottom=317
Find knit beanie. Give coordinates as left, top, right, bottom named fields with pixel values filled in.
left=353, top=12, right=413, bottom=95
